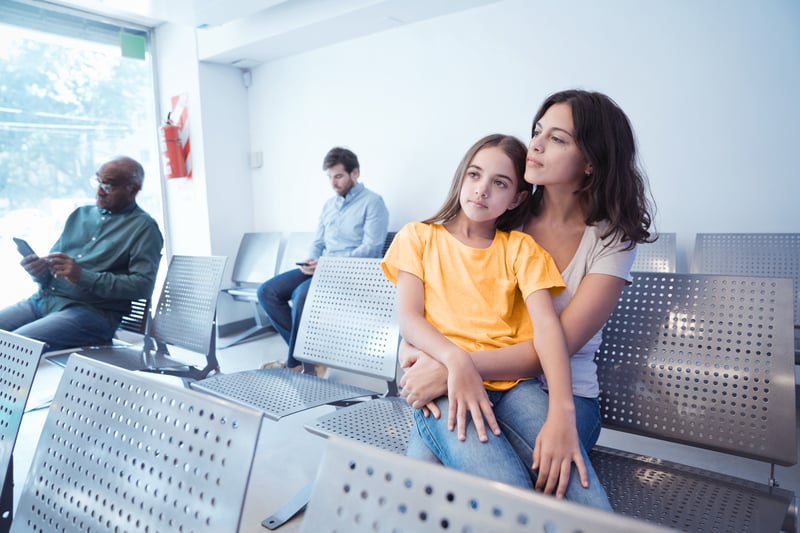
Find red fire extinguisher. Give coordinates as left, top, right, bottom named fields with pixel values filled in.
left=161, top=112, right=186, bottom=178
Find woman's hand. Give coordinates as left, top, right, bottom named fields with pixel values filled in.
left=399, top=340, right=448, bottom=417
left=531, top=414, right=589, bottom=498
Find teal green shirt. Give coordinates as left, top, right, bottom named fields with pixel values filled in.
left=33, top=202, right=163, bottom=324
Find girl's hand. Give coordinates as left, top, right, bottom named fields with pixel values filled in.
left=446, top=356, right=500, bottom=442
left=531, top=415, right=589, bottom=498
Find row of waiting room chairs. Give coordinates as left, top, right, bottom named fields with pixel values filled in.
left=6, top=254, right=795, bottom=531
left=2, top=232, right=796, bottom=530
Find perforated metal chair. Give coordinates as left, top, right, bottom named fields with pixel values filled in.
left=0, top=330, right=45, bottom=531
left=631, top=232, right=676, bottom=272
left=691, top=232, right=800, bottom=365
left=591, top=272, right=797, bottom=532
left=301, top=436, right=670, bottom=533
left=220, top=232, right=281, bottom=349
left=46, top=255, right=227, bottom=381
left=277, top=231, right=316, bottom=274
left=12, top=354, right=263, bottom=533
left=191, top=257, right=400, bottom=421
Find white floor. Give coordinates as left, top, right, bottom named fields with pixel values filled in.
left=11, top=330, right=800, bottom=532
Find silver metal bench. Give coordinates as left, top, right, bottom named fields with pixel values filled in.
left=46, top=255, right=227, bottom=381
left=220, top=231, right=281, bottom=349
left=632, top=232, right=677, bottom=272
left=301, top=436, right=671, bottom=533
left=306, top=271, right=798, bottom=532
left=592, top=272, right=797, bottom=532
left=12, top=354, right=263, bottom=533
left=0, top=330, right=45, bottom=531
left=191, top=256, right=400, bottom=421
left=691, top=232, right=800, bottom=365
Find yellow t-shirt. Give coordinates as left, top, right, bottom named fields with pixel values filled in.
left=381, top=222, right=565, bottom=391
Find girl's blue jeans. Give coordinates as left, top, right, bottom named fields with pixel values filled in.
left=407, top=378, right=612, bottom=511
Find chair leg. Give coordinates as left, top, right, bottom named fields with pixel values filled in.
left=0, top=458, right=13, bottom=532
left=261, top=481, right=313, bottom=530
left=219, top=302, right=276, bottom=349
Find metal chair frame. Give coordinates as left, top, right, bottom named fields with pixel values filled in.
left=46, top=255, right=227, bottom=381
left=219, top=232, right=282, bottom=349
left=301, top=436, right=671, bottom=533
left=12, top=355, right=263, bottom=533
left=0, top=330, right=45, bottom=532
left=592, top=272, right=797, bottom=532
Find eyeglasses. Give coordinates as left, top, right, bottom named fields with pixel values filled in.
left=90, top=175, right=129, bottom=193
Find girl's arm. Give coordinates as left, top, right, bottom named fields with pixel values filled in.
left=396, top=271, right=500, bottom=442
left=525, top=289, right=588, bottom=498
left=400, top=273, right=626, bottom=402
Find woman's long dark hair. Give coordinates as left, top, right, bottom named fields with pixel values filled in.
left=528, top=90, right=655, bottom=246
left=424, top=133, right=531, bottom=232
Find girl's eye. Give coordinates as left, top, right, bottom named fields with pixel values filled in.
left=467, top=171, right=479, bottom=179
left=552, top=136, right=564, bottom=144
left=494, top=180, right=508, bottom=189
left=532, top=130, right=541, bottom=138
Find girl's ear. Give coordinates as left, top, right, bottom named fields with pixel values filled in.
left=508, top=189, right=529, bottom=210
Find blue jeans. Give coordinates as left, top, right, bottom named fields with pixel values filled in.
left=0, top=297, right=117, bottom=352
left=256, top=269, right=312, bottom=367
left=408, top=379, right=612, bottom=511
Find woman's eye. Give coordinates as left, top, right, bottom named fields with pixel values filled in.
left=552, top=136, right=564, bottom=144
left=494, top=180, right=508, bottom=189
left=467, top=171, right=479, bottom=179
left=532, top=130, right=541, bottom=138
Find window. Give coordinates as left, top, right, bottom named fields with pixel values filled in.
left=0, top=2, right=163, bottom=307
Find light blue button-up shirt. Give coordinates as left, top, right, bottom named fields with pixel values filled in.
left=309, top=182, right=389, bottom=259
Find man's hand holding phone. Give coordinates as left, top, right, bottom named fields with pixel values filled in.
left=296, top=259, right=317, bottom=275
left=13, top=237, right=50, bottom=278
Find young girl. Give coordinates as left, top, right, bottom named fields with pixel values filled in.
left=381, top=133, right=606, bottom=506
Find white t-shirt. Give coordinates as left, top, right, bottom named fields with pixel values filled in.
left=541, top=221, right=635, bottom=398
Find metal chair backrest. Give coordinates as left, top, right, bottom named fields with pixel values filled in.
left=691, top=232, right=800, bottom=324
left=301, top=436, right=670, bottom=533
left=277, top=231, right=316, bottom=273
left=229, top=231, right=282, bottom=286
left=12, top=355, right=263, bottom=533
left=149, top=255, right=227, bottom=354
left=631, top=232, right=676, bottom=272
left=0, top=330, right=45, bottom=530
left=295, top=256, right=398, bottom=380
left=595, top=272, right=796, bottom=466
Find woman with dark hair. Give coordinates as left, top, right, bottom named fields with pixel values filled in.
left=399, top=90, right=654, bottom=508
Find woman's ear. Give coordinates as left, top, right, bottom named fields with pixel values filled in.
left=584, top=163, right=593, bottom=176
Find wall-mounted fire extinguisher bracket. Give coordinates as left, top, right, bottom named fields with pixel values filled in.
left=161, top=112, right=187, bottom=178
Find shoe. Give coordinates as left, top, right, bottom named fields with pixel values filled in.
left=314, top=365, right=328, bottom=378
left=261, top=360, right=285, bottom=369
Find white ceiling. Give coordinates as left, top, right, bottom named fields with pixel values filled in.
left=35, top=0, right=500, bottom=67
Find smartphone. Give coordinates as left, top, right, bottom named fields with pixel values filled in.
left=295, top=262, right=310, bottom=266
left=12, top=237, right=36, bottom=257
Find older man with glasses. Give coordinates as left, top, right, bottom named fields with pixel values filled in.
left=0, top=156, right=163, bottom=352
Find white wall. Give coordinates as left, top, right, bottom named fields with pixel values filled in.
left=245, top=0, right=800, bottom=271
left=154, top=24, right=254, bottom=324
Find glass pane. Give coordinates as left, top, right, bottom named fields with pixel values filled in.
left=0, top=19, right=163, bottom=308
